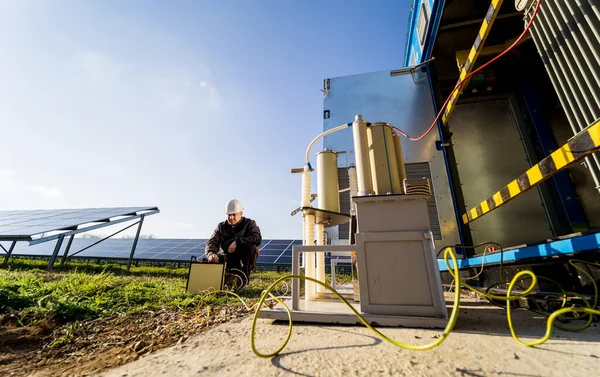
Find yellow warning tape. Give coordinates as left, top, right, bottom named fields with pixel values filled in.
left=463, top=119, right=600, bottom=224
left=442, top=0, right=504, bottom=125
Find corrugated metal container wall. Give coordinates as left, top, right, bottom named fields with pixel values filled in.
left=522, top=0, right=600, bottom=192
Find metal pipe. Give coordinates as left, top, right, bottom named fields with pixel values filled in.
left=542, top=2, right=600, bottom=189
left=555, top=1, right=600, bottom=92
left=528, top=18, right=585, bottom=132
left=3, top=241, right=16, bottom=264
left=569, top=0, right=600, bottom=86
left=127, top=215, right=145, bottom=271
left=48, top=235, right=65, bottom=270
left=527, top=8, right=600, bottom=190
left=582, top=0, right=600, bottom=39
left=547, top=1, right=600, bottom=114
left=537, top=5, right=595, bottom=122
left=570, top=0, right=600, bottom=189
left=60, top=234, right=75, bottom=266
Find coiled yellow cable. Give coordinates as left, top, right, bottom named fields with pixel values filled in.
left=194, top=247, right=599, bottom=358
left=246, top=247, right=600, bottom=357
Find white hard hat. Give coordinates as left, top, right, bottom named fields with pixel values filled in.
left=225, top=199, right=244, bottom=214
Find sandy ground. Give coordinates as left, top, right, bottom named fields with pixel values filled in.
left=96, top=298, right=600, bottom=377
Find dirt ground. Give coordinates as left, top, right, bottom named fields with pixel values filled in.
left=96, top=295, right=600, bottom=377
left=2, top=294, right=599, bottom=377
left=0, top=305, right=248, bottom=377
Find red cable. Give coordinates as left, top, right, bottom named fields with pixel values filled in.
left=394, top=0, right=542, bottom=141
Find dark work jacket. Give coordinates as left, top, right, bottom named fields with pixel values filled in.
left=205, top=217, right=262, bottom=256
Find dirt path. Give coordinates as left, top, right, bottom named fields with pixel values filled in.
left=0, top=306, right=248, bottom=377
left=96, top=300, right=600, bottom=377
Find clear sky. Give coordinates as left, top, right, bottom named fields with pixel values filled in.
left=0, top=0, right=410, bottom=239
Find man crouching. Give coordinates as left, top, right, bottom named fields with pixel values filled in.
left=204, top=199, right=262, bottom=286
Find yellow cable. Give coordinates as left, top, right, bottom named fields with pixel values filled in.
left=248, top=247, right=600, bottom=357
left=250, top=247, right=464, bottom=357
left=192, top=248, right=600, bottom=358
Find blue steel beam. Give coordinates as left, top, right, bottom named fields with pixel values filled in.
left=438, top=231, right=600, bottom=271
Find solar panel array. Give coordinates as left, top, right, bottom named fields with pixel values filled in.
left=5, top=238, right=303, bottom=264
left=4, top=238, right=351, bottom=266
left=0, top=207, right=158, bottom=240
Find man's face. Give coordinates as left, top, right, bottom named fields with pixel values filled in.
left=227, top=212, right=243, bottom=225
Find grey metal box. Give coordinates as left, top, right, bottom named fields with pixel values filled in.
left=355, top=231, right=446, bottom=317
left=354, top=194, right=447, bottom=318
left=353, top=194, right=431, bottom=233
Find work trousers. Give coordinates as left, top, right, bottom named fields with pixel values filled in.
left=225, top=245, right=256, bottom=285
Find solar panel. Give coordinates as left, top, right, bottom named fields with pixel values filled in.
left=2, top=235, right=357, bottom=269
left=276, top=256, right=293, bottom=264
left=0, top=207, right=159, bottom=242
left=4, top=238, right=305, bottom=265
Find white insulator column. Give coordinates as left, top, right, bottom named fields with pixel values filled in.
left=300, top=165, right=312, bottom=270
left=301, top=166, right=311, bottom=208
left=304, top=214, right=316, bottom=302
left=348, top=165, right=358, bottom=215
left=315, top=223, right=325, bottom=294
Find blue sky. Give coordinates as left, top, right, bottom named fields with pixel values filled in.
left=0, top=0, right=410, bottom=239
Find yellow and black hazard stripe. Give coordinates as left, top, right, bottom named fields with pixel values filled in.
left=442, top=0, right=504, bottom=126
left=463, top=119, right=600, bottom=224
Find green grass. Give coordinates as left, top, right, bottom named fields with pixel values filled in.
left=0, top=258, right=286, bottom=327
left=5, top=257, right=191, bottom=278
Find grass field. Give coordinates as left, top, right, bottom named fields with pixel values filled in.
left=0, top=258, right=297, bottom=377
left=0, top=258, right=288, bottom=327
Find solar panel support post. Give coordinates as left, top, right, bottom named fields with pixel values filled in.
left=64, top=220, right=141, bottom=261
left=3, top=241, right=17, bottom=263
left=60, top=234, right=75, bottom=266
left=127, top=215, right=145, bottom=271
left=48, top=234, right=65, bottom=270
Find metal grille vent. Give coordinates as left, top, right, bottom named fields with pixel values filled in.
left=338, top=168, right=351, bottom=240
left=335, top=163, right=442, bottom=241
left=405, top=162, right=442, bottom=240
left=523, top=0, right=600, bottom=192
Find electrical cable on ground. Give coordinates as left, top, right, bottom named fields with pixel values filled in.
left=439, top=242, right=500, bottom=293
left=250, top=249, right=599, bottom=356
left=392, top=0, right=543, bottom=141
left=484, top=259, right=599, bottom=333
left=194, top=245, right=599, bottom=358
left=443, top=243, right=597, bottom=332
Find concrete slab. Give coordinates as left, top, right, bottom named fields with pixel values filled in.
left=96, top=298, right=600, bottom=377
left=259, top=298, right=449, bottom=328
